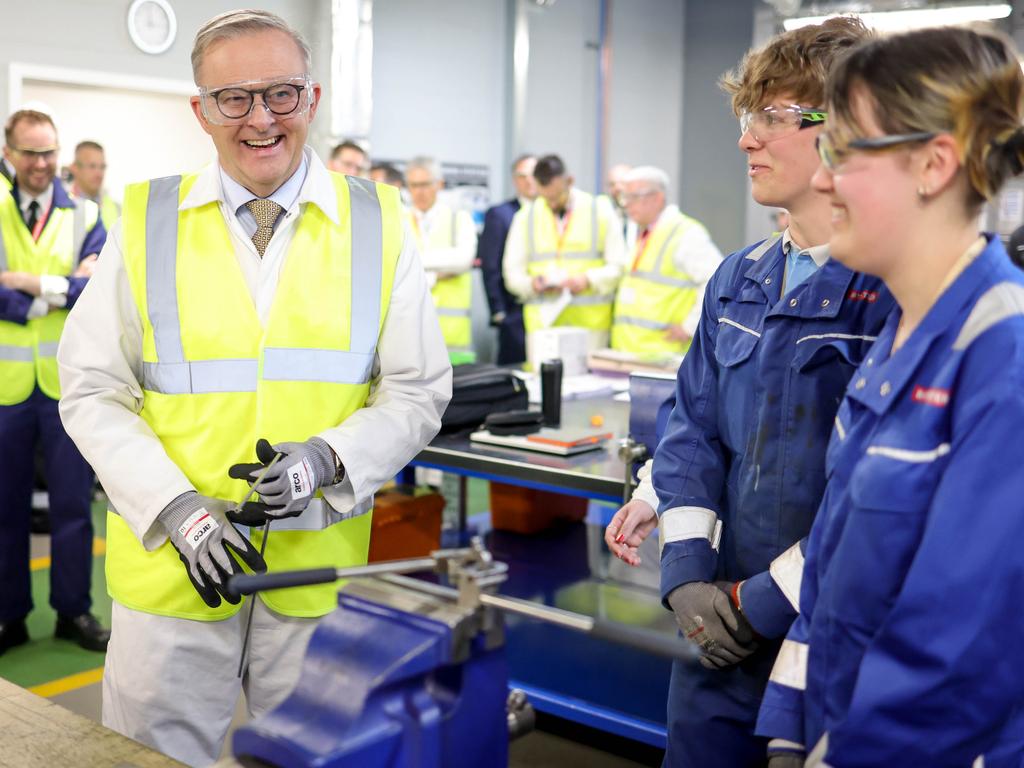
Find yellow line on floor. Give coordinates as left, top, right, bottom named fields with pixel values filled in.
left=30, top=537, right=106, bottom=572
left=28, top=666, right=104, bottom=698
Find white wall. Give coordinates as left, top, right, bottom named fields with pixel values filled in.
left=2, top=0, right=323, bottom=176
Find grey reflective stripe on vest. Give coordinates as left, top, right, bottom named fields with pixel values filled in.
left=342, top=175, right=384, bottom=360
left=262, top=348, right=374, bottom=384
left=649, top=219, right=684, bottom=274
left=143, top=359, right=259, bottom=393
left=143, top=175, right=384, bottom=394
left=745, top=233, right=783, bottom=262
left=569, top=293, right=614, bottom=306
left=436, top=307, right=471, bottom=318
left=37, top=342, right=59, bottom=357
left=0, top=215, right=8, bottom=271
left=628, top=271, right=702, bottom=289
left=0, top=345, right=33, bottom=361
left=591, top=194, right=599, bottom=253
left=71, top=201, right=88, bottom=259
left=614, top=315, right=670, bottom=331
left=528, top=200, right=537, bottom=260
left=146, top=176, right=186, bottom=368
left=953, top=282, right=1024, bottom=350
left=450, top=209, right=457, bottom=248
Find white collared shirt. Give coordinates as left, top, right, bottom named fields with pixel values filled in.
left=57, top=147, right=452, bottom=549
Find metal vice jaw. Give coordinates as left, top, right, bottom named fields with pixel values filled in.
left=231, top=541, right=520, bottom=768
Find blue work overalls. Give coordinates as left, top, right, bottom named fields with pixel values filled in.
left=651, top=234, right=893, bottom=766
left=757, top=236, right=1024, bottom=767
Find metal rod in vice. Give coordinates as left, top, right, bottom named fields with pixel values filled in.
left=235, top=452, right=282, bottom=679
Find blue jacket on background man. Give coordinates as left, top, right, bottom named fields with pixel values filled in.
left=651, top=233, right=894, bottom=766
left=478, top=198, right=525, bottom=365
left=757, top=235, right=1024, bottom=767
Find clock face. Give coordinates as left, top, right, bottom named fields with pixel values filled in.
left=128, top=0, right=177, bottom=55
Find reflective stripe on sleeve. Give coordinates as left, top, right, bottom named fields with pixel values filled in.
left=769, top=639, right=809, bottom=691
left=660, top=506, right=722, bottom=549
left=769, top=541, right=804, bottom=613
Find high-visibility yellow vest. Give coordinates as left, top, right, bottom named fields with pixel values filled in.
left=105, top=172, right=402, bottom=621
left=522, top=191, right=613, bottom=333
left=99, top=193, right=120, bottom=232
left=611, top=210, right=706, bottom=357
left=408, top=204, right=475, bottom=364
left=0, top=191, right=98, bottom=405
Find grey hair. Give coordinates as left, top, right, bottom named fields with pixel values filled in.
left=405, top=155, right=443, bottom=181
left=191, top=10, right=311, bottom=81
left=624, top=165, right=670, bottom=194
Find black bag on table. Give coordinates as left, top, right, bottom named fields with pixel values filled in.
left=440, top=364, right=529, bottom=434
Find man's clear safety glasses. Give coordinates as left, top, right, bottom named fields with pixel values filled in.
left=197, top=75, right=313, bottom=126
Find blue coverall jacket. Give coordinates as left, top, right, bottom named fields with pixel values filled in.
left=652, top=233, right=893, bottom=766
left=757, top=235, right=1024, bottom=767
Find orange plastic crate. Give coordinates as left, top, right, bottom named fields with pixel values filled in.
left=488, top=481, right=587, bottom=534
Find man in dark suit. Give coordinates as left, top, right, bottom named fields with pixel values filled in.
left=479, top=154, right=535, bottom=364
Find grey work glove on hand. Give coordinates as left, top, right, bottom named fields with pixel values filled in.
left=768, top=754, right=805, bottom=768
left=227, top=437, right=337, bottom=526
left=159, top=492, right=268, bottom=608
left=667, top=581, right=759, bottom=669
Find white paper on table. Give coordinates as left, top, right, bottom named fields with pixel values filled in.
left=537, top=287, right=573, bottom=328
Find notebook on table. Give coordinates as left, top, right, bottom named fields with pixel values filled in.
left=470, top=427, right=614, bottom=456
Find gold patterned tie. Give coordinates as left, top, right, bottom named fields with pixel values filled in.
left=244, top=199, right=284, bottom=257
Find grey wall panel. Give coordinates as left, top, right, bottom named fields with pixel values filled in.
left=370, top=0, right=508, bottom=197
left=607, top=0, right=685, bottom=200
left=680, top=0, right=756, bottom=254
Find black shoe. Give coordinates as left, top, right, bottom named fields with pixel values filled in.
left=55, top=613, right=110, bottom=652
left=0, top=619, right=29, bottom=655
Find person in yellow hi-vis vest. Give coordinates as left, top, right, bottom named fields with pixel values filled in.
left=70, top=140, right=120, bottom=232
left=503, top=154, right=626, bottom=352
left=611, top=166, right=722, bottom=357
left=404, top=156, right=478, bottom=364
left=0, top=108, right=108, bottom=659
left=56, top=11, right=451, bottom=767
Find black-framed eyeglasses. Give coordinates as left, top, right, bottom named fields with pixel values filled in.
left=739, top=104, right=827, bottom=143
left=198, top=76, right=311, bottom=125
left=816, top=131, right=936, bottom=171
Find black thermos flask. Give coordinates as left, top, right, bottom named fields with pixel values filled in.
left=540, top=359, right=563, bottom=426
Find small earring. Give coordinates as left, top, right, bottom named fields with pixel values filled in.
left=917, top=186, right=929, bottom=199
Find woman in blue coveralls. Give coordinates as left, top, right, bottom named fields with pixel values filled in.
left=606, top=18, right=895, bottom=768
left=756, top=25, right=1024, bottom=768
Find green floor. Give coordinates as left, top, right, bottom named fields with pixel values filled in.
left=0, top=478, right=492, bottom=692
left=0, top=501, right=112, bottom=689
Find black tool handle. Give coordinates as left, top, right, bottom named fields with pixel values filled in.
left=589, top=618, right=701, bottom=662
left=230, top=567, right=338, bottom=595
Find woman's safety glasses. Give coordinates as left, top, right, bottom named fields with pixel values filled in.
left=816, top=131, right=937, bottom=171
left=198, top=76, right=312, bottom=126
left=738, top=104, right=827, bottom=143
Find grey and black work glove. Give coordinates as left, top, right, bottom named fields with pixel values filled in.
left=158, top=491, right=267, bottom=608
left=667, top=581, right=759, bottom=669
left=227, top=437, right=338, bottom=526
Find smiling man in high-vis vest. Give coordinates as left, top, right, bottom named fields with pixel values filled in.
left=404, top=156, right=478, bottom=364
left=502, top=153, right=626, bottom=352
left=57, top=11, right=451, bottom=767
left=611, top=166, right=722, bottom=358
left=0, top=108, right=108, bottom=658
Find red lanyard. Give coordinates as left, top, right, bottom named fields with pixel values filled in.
left=630, top=229, right=651, bottom=272
left=28, top=198, right=53, bottom=243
